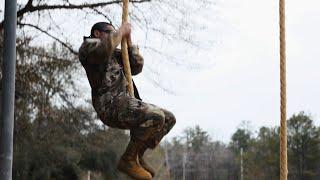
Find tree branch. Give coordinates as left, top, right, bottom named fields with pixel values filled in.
left=0, top=0, right=151, bottom=30
left=26, top=0, right=150, bottom=12
left=18, top=22, right=78, bottom=55
left=91, top=8, right=113, bottom=24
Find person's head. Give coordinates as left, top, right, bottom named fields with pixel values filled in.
left=90, top=22, right=115, bottom=39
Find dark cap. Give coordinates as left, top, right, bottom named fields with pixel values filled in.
left=90, top=22, right=115, bottom=37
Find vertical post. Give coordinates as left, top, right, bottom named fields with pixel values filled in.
left=240, top=148, right=243, bottom=180
left=87, top=170, right=91, bottom=180
left=182, top=152, right=186, bottom=180
left=279, top=0, right=288, bottom=179
left=164, top=142, right=171, bottom=179
left=0, top=0, right=17, bottom=179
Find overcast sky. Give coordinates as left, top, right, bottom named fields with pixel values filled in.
left=2, top=0, right=319, bottom=142
left=130, top=0, right=320, bottom=142
left=72, top=0, right=320, bottom=142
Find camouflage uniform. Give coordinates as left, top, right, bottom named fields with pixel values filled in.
left=78, top=32, right=175, bottom=149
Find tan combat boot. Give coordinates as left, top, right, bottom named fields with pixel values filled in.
left=117, top=140, right=152, bottom=180
left=138, top=146, right=155, bottom=178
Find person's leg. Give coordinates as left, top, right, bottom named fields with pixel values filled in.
left=143, top=108, right=176, bottom=148
left=117, top=138, right=152, bottom=180
left=108, top=95, right=165, bottom=180
left=94, top=93, right=171, bottom=142
left=107, top=95, right=165, bottom=130
left=136, top=108, right=176, bottom=177
left=94, top=93, right=175, bottom=178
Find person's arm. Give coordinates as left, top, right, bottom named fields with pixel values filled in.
left=78, top=23, right=130, bottom=65
left=127, top=33, right=133, bottom=48
left=114, top=46, right=144, bottom=76
left=128, top=45, right=144, bottom=75
left=126, top=32, right=144, bottom=75
left=114, top=32, right=144, bottom=75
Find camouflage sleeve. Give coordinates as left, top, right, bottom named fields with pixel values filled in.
left=78, top=32, right=122, bottom=65
left=128, top=45, right=144, bottom=75
left=114, top=46, right=144, bottom=75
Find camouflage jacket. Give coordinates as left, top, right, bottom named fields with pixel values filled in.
left=78, top=33, right=144, bottom=99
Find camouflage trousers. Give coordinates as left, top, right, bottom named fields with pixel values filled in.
left=92, top=92, right=176, bottom=148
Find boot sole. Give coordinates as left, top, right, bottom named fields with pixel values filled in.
left=117, top=162, right=152, bottom=180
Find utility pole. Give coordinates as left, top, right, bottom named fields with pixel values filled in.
left=0, top=0, right=17, bottom=179
left=182, top=152, right=186, bottom=180
left=87, top=170, right=90, bottom=180
left=240, top=148, right=243, bottom=180
left=164, top=142, right=171, bottom=179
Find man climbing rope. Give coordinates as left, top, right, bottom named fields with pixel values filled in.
left=78, top=22, right=176, bottom=180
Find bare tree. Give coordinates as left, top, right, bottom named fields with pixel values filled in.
left=0, top=0, right=214, bottom=94
left=0, top=0, right=213, bottom=54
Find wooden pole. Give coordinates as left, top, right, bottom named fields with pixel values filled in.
left=240, top=148, right=243, bottom=180
left=121, top=0, right=134, bottom=97
left=279, top=0, right=288, bottom=179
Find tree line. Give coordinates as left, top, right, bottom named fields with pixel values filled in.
left=165, top=112, right=320, bottom=180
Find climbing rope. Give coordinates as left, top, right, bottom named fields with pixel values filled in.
left=121, top=0, right=134, bottom=97
left=279, top=0, right=287, bottom=179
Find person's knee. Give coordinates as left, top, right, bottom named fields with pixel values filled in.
left=140, top=107, right=165, bottom=128
left=140, top=112, right=165, bottom=128
left=164, top=110, right=176, bottom=129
